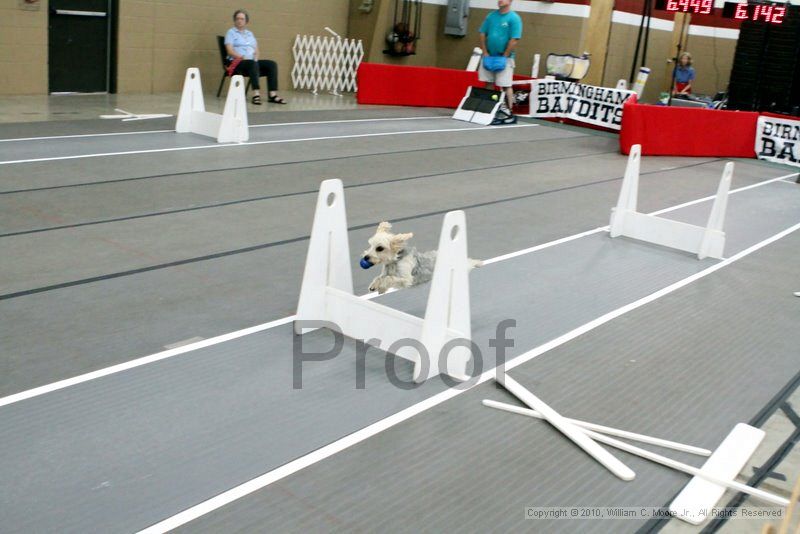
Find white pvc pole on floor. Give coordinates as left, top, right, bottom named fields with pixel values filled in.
left=497, top=374, right=636, bottom=481
left=484, top=399, right=789, bottom=506
left=482, top=399, right=710, bottom=456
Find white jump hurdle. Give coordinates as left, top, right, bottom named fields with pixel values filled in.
left=453, top=87, right=504, bottom=126
left=294, top=179, right=474, bottom=383
left=668, top=423, right=780, bottom=523
left=486, top=377, right=788, bottom=525
left=610, top=144, right=732, bottom=260
left=175, top=68, right=249, bottom=143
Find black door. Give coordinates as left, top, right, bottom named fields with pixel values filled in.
left=48, top=0, right=111, bottom=93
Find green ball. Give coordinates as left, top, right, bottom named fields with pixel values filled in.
left=491, top=94, right=499, bottom=101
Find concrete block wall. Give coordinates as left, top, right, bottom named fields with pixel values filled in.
left=0, top=0, right=349, bottom=95
left=0, top=0, right=48, bottom=95
left=117, top=0, right=350, bottom=94
left=0, top=0, right=740, bottom=100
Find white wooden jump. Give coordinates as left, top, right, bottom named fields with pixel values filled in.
left=176, top=67, right=248, bottom=143
left=453, top=86, right=504, bottom=126
left=294, top=179, right=474, bottom=383
left=487, top=377, right=787, bottom=525
left=610, top=144, right=732, bottom=260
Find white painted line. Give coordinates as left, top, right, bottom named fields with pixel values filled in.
left=484, top=172, right=799, bottom=266
left=612, top=10, right=674, bottom=31
left=688, top=25, right=739, bottom=40
left=0, top=116, right=449, bottom=143
left=425, top=0, right=590, bottom=18
left=0, top=170, right=793, bottom=409
left=139, top=219, right=800, bottom=534
left=249, top=116, right=450, bottom=129
left=163, top=336, right=205, bottom=350
left=650, top=173, right=798, bottom=216
left=0, top=124, right=535, bottom=165
left=0, top=316, right=291, bottom=408
left=483, top=226, right=605, bottom=265
left=0, top=129, right=174, bottom=143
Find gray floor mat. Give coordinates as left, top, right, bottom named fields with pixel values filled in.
left=0, top=117, right=491, bottom=163
left=0, top=181, right=797, bottom=533
left=0, top=107, right=451, bottom=140
left=177, top=219, right=800, bottom=534
left=0, top=135, right=608, bottom=234
left=0, top=120, right=580, bottom=189
left=0, top=158, right=790, bottom=396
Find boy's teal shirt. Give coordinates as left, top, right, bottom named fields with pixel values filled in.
left=479, top=10, right=523, bottom=58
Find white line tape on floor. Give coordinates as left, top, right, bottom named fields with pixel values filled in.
left=0, top=116, right=451, bottom=143
left=249, top=116, right=450, bottom=129
left=0, top=129, right=174, bottom=143
left=0, top=171, right=794, bottom=410
left=0, top=124, right=536, bottom=165
left=138, top=218, right=800, bottom=534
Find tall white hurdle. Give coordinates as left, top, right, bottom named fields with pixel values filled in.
left=175, top=68, right=249, bottom=143
left=610, top=144, right=732, bottom=260
left=294, top=179, right=474, bottom=383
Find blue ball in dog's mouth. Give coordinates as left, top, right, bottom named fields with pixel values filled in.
left=360, top=257, right=374, bottom=269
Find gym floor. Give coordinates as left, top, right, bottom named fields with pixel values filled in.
left=0, top=95, right=799, bottom=533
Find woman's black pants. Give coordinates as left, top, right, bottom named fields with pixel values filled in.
left=234, top=59, right=278, bottom=92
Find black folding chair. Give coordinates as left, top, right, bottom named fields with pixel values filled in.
left=216, top=35, right=251, bottom=98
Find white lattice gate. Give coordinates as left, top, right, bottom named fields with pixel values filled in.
left=291, top=34, right=364, bottom=95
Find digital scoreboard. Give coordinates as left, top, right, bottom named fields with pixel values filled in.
left=721, top=2, right=787, bottom=23
left=655, top=0, right=713, bottom=14
left=654, top=0, right=789, bottom=23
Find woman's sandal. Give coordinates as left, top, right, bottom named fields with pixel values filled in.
left=268, top=95, right=288, bottom=104
left=251, top=95, right=262, bottom=105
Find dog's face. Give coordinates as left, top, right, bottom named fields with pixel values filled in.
left=362, top=222, right=413, bottom=265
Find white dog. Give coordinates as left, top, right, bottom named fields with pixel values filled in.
left=361, top=221, right=483, bottom=294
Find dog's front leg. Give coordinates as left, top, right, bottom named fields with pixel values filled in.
left=379, top=275, right=412, bottom=293
left=369, top=275, right=410, bottom=294
left=369, top=275, right=387, bottom=293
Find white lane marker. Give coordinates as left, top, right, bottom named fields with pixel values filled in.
left=0, top=116, right=451, bottom=143
left=138, top=219, right=800, bottom=534
left=0, top=129, right=173, bottom=143
left=0, top=124, right=536, bottom=166
left=649, top=172, right=799, bottom=216
left=0, top=316, right=292, bottom=408
left=249, top=116, right=450, bottom=128
left=0, top=171, right=794, bottom=409
left=163, top=337, right=205, bottom=350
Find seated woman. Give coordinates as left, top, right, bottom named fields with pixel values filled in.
left=224, top=9, right=287, bottom=105
left=672, top=52, right=695, bottom=96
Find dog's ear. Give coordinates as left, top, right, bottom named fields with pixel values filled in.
left=377, top=221, right=392, bottom=233
left=390, top=232, right=413, bottom=251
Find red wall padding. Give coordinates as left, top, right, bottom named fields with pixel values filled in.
left=357, top=63, right=480, bottom=108
left=620, top=103, right=759, bottom=157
